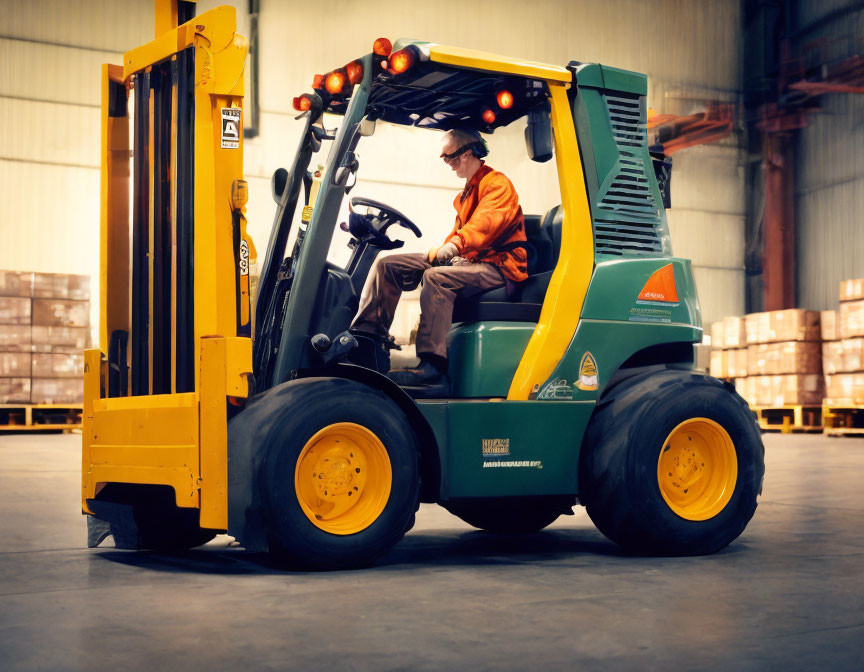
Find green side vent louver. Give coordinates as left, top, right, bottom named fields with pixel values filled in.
left=593, top=93, right=664, bottom=256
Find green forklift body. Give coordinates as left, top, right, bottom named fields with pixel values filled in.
left=447, top=322, right=535, bottom=397
left=254, top=42, right=702, bottom=504
left=422, top=258, right=700, bottom=501
left=419, top=399, right=591, bottom=498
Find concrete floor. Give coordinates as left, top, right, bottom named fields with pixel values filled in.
left=1, top=433, right=863, bottom=671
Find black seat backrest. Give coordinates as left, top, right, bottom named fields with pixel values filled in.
left=524, top=215, right=550, bottom=275
left=523, top=205, right=563, bottom=275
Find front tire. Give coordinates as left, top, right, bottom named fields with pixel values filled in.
left=579, top=369, right=764, bottom=556
left=257, top=378, right=420, bottom=570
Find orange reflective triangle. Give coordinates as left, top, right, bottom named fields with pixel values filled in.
left=638, top=264, right=679, bottom=303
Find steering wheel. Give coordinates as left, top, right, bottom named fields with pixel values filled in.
left=341, top=212, right=403, bottom=250
left=349, top=196, right=422, bottom=238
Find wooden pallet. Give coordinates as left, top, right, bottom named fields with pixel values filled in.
left=822, top=403, right=864, bottom=437
left=0, top=404, right=82, bottom=431
left=751, top=405, right=823, bottom=433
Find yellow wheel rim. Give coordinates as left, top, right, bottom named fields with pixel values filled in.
left=657, top=417, right=737, bottom=521
left=295, top=422, right=392, bottom=535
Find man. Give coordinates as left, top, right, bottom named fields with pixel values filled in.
left=352, top=128, right=528, bottom=386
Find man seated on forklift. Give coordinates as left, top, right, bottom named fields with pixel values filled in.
left=352, top=128, right=528, bottom=387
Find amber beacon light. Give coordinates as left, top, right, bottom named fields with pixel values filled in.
left=496, top=89, right=514, bottom=109
left=325, top=70, right=346, bottom=94
left=292, top=95, right=312, bottom=112
left=345, top=61, right=364, bottom=85
left=373, top=37, right=392, bottom=57
left=388, top=48, right=416, bottom=74
left=231, top=180, right=249, bottom=211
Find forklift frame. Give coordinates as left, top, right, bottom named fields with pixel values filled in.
left=83, top=6, right=704, bottom=536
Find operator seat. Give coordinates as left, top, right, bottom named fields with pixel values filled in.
left=451, top=205, right=563, bottom=323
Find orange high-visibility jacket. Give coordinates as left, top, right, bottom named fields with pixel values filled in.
left=444, top=163, right=528, bottom=282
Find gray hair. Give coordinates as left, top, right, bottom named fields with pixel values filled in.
left=442, top=128, right=482, bottom=149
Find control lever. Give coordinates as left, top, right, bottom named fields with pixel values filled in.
left=312, top=331, right=358, bottom=364
left=311, top=333, right=331, bottom=353
left=311, top=125, right=337, bottom=141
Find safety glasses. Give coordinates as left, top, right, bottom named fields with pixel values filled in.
left=440, top=144, right=473, bottom=162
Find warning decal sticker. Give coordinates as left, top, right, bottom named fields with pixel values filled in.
left=576, top=352, right=599, bottom=391
left=221, top=108, right=241, bottom=149
left=239, top=239, right=250, bottom=276
left=481, top=438, right=511, bottom=460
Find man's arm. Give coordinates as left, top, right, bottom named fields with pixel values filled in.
left=447, top=174, right=521, bottom=255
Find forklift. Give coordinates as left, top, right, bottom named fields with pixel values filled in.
left=83, top=2, right=764, bottom=569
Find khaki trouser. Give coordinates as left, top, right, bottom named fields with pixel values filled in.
left=352, top=253, right=504, bottom=359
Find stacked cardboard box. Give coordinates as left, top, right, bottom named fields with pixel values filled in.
left=0, top=273, right=33, bottom=404
left=708, top=316, right=747, bottom=380
left=0, top=271, right=89, bottom=404
left=711, top=309, right=823, bottom=406
left=823, top=279, right=864, bottom=403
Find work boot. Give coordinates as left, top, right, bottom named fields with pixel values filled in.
left=387, top=359, right=447, bottom=387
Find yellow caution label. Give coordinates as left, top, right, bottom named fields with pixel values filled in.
left=576, top=352, right=599, bottom=391
left=301, top=205, right=314, bottom=223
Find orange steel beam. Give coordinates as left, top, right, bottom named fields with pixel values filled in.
left=786, top=54, right=864, bottom=97
left=789, top=82, right=864, bottom=94
left=647, top=104, right=734, bottom=156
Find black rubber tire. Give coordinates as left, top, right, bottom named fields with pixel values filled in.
left=257, top=378, right=420, bottom=570
left=446, top=497, right=572, bottom=533
left=579, top=369, right=764, bottom=556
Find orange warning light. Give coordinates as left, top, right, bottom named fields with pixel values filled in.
left=389, top=48, right=416, bottom=74
left=292, top=95, right=312, bottom=112
left=496, top=89, right=514, bottom=109
left=637, top=264, right=679, bottom=304
left=325, top=71, right=346, bottom=94
left=482, top=108, right=496, bottom=124
left=346, top=61, right=364, bottom=85
left=373, top=37, right=393, bottom=57
left=312, top=74, right=324, bottom=89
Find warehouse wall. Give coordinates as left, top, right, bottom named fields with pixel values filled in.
left=0, top=0, right=744, bottom=343
left=793, top=0, right=864, bottom=311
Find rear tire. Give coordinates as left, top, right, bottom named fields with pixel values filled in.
left=446, top=497, right=572, bottom=533
left=258, top=378, right=420, bottom=570
left=579, top=369, right=764, bottom=556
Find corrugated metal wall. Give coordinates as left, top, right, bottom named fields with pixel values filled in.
left=0, top=0, right=743, bottom=341
left=794, top=1, right=864, bottom=310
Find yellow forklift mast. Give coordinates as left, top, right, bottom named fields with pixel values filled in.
left=83, top=3, right=252, bottom=531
